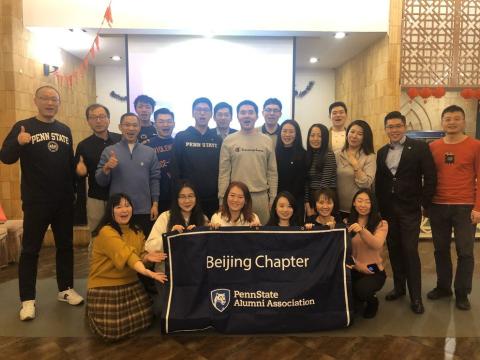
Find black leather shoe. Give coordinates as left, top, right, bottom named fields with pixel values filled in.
left=410, top=299, right=425, bottom=314
left=455, top=296, right=471, bottom=311
left=427, top=287, right=452, bottom=300
left=385, top=289, right=406, bottom=301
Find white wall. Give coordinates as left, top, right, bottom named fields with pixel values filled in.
left=294, top=69, right=336, bottom=146
left=94, top=64, right=336, bottom=139
left=95, top=65, right=128, bottom=132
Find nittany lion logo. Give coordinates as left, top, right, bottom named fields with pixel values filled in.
left=210, top=289, right=231, bottom=312
left=47, top=141, right=59, bottom=152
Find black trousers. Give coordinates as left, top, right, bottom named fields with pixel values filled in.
left=429, top=204, right=475, bottom=296
left=20, top=201, right=74, bottom=301
left=351, top=269, right=386, bottom=302
left=383, top=203, right=422, bottom=301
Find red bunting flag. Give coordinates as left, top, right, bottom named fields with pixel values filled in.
left=94, top=35, right=100, bottom=51
left=104, top=5, right=113, bottom=27
left=50, top=2, right=113, bottom=88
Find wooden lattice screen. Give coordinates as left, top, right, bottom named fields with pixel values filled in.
left=401, top=0, right=480, bottom=87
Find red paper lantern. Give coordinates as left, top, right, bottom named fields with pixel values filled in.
left=460, top=88, right=474, bottom=99
left=474, top=88, right=480, bottom=100
left=419, top=87, right=432, bottom=102
left=432, top=87, right=446, bottom=98
left=406, top=88, right=418, bottom=100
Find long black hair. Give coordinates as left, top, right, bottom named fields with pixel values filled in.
left=305, top=123, right=330, bottom=172
left=347, top=188, right=382, bottom=233
left=266, top=191, right=300, bottom=226
left=343, top=119, right=375, bottom=155
left=168, top=180, right=206, bottom=229
left=276, top=119, right=305, bottom=162
left=92, top=193, right=140, bottom=237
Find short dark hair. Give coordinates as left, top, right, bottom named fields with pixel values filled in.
left=441, top=105, right=465, bottom=119
left=236, top=100, right=258, bottom=115
left=384, top=111, right=406, bottom=126
left=154, top=108, right=175, bottom=121
left=344, top=119, right=375, bottom=155
left=214, top=102, right=232, bottom=116
left=328, top=101, right=348, bottom=116
left=263, top=98, right=282, bottom=111
left=85, top=103, right=110, bottom=120
left=134, top=95, right=156, bottom=110
left=192, top=97, right=212, bottom=112
left=120, top=112, right=139, bottom=124
left=312, top=187, right=338, bottom=217
left=35, top=85, right=60, bottom=99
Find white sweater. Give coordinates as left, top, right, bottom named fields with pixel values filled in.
left=218, top=131, right=278, bottom=200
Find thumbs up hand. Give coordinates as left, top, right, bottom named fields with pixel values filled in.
left=17, top=126, right=32, bottom=146
left=76, top=155, right=88, bottom=177
left=103, top=150, right=119, bottom=174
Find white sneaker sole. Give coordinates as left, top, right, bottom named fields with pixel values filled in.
left=57, top=297, right=84, bottom=306
left=20, top=314, right=35, bottom=321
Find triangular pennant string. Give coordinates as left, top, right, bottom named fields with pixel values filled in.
left=54, top=1, right=113, bottom=88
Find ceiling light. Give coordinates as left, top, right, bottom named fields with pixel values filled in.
left=110, top=55, right=122, bottom=61
left=334, top=32, right=346, bottom=39
left=309, top=57, right=318, bottom=64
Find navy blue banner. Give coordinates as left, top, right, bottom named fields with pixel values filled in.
left=161, top=227, right=352, bottom=334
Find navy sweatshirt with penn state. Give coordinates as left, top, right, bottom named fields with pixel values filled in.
left=171, top=126, right=222, bottom=200
left=0, top=117, right=75, bottom=204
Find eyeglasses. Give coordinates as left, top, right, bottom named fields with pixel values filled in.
left=264, top=108, right=281, bottom=114
left=37, top=96, right=60, bottom=103
left=385, top=124, right=405, bottom=130
left=194, top=107, right=211, bottom=113
left=178, top=194, right=196, bottom=200
left=88, top=115, right=108, bottom=121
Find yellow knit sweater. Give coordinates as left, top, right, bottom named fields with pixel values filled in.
left=87, top=225, right=145, bottom=289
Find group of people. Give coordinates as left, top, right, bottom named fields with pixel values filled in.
left=1, top=85, right=479, bottom=341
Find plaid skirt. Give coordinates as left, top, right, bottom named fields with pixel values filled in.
left=87, top=281, right=153, bottom=341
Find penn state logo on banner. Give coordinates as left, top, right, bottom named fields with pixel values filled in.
left=210, top=289, right=231, bottom=312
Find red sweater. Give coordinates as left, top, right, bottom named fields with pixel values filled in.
left=429, top=137, right=480, bottom=210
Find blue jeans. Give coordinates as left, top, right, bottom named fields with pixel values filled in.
left=429, top=204, right=475, bottom=296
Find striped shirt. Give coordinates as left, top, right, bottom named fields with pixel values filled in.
left=305, top=150, right=337, bottom=202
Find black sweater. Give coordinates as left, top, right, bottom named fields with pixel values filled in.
left=0, top=117, right=75, bottom=204
left=276, top=146, right=306, bottom=200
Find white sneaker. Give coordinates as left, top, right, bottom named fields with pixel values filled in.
left=57, top=288, right=84, bottom=305
left=20, top=300, right=36, bottom=321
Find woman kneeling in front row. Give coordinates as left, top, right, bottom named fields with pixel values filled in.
left=347, top=188, right=388, bottom=319
left=87, top=193, right=167, bottom=341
